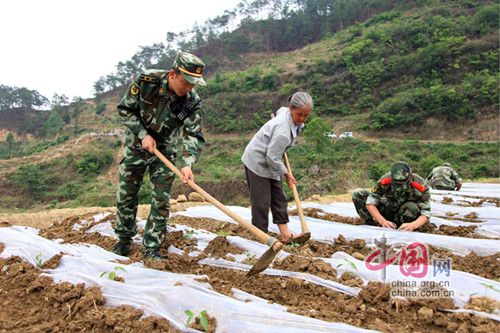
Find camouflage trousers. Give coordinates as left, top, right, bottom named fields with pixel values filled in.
left=351, top=188, right=421, bottom=227
left=115, top=145, right=175, bottom=250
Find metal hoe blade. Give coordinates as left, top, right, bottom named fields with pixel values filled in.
left=247, top=243, right=282, bottom=276
left=291, top=232, right=311, bottom=245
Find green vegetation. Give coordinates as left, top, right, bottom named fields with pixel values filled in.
left=100, top=266, right=127, bottom=280
left=196, top=134, right=499, bottom=200
left=34, top=253, right=43, bottom=268
left=336, top=258, right=358, bottom=271
left=0, top=135, right=69, bottom=159
left=5, top=138, right=117, bottom=209
left=185, top=310, right=210, bottom=332
left=196, top=1, right=498, bottom=133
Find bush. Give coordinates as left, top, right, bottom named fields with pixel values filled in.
left=95, top=102, right=106, bottom=115
left=11, top=164, right=47, bottom=199
left=472, top=4, right=500, bottom=35
left=368, top=162, right=390, bottom=181
left=419, top=155, right=444, bottom=176
left=76, top=149, right=114, bottom=176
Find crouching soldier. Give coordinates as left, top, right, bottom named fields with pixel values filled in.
left=112, top=51, right=206, bottom=260
left=352, top=161, right=431, bottom=232
left=427, top=163, right=462, bottom=191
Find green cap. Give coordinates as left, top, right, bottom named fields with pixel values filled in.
left=172, top=51, right=206, bottom=86
left=391, top=161, right=412, bottom=182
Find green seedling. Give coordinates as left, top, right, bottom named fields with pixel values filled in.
left=336, top=258, right=358, bottom=271
left=216, top=230, right=232, bottom=237
left=34, top=253, right=43, bottom=268
left=185, top=310, right=194, bottom=326
left=287, top=241, right=301, bottom=253
left=185, top=309, right=209, bottom=332
left=199, top=310, right=209, bottom=332
left=100, top=266, right=127, bottom=280
left=184, top=230, right=198, bottom=239
left=479, top=282, right=500, bottom=296
left=242, top=252, right=256, bottom=265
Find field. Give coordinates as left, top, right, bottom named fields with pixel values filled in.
left=0, top=184, right=499, bottom=332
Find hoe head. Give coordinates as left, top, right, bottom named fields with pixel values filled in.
left=247, top=240, right=283, bottom=276
left=290, top=232, right=311, bottom=245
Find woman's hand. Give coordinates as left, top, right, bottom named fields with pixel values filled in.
left=284, top=173, right=297, bottom=189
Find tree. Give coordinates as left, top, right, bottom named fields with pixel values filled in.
left=11, top=164, right=47, bottom=199
left=303, top=116, right=331, bottom=152
left=5, top=132, right=14, bottom=157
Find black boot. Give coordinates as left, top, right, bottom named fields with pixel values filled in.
left=112, top=238, right=131, bottom=256
left=144, top=248, right=166, bottom=261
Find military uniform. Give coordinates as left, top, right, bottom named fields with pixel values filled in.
left=426, top=164, right=462, bottom=190
left=114, top=52, right=206, bottom=256
left=352, top=163, right=431, bottom=227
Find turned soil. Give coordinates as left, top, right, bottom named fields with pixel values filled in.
left=1, top=211, right=497, bottom=333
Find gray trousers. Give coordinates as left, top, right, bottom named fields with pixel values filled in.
left=245, top=166, right=289, bottom=232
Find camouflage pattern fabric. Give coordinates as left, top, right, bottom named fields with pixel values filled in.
left=426, top=165, right=462, bottom=190
left=115, top=68, right=205, bottom=250
left=352, top=171, right=431, bottom=227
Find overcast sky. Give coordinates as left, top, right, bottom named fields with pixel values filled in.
left=0, top=0, right=240, bottom=100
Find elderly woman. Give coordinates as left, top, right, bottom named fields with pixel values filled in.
left=242, top=92, right=313, bottom=244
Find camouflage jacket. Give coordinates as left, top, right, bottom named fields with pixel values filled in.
left=117, top=69, right=205, bottom=168
left=367, top=172, right=431, bottom=217
left=426, top=166, right=461, bottom=190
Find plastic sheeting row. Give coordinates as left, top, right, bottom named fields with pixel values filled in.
left=0, top=226, right=374, bottom=333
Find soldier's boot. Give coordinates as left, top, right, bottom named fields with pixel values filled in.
left=144, top=248, right=167, bottom=261
left=112, top=238, right=131, bottom=257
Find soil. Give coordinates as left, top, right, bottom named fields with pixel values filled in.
left=1, top=209, right=498, bottom=332
left=289, top=207, right=364, bottom=225
left=0, top=256, right=178, bottom=333
left=296, top=206, right=498, bottom=239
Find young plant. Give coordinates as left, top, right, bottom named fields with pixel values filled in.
left=243, top=252, right=256, bottom=265
left=336, top=258, right=358, bottom=271
left=479, top=282, right=500, bottom=296
left=216, top=230, right=232, bottom=237
left=100, top=266, right=127, bottom=280
left=183, top=230, right=198, bottom=239
left=185, top=309, right=209, bottom=332
left=199, top=310, right=209, bottom=332
left=185, top=309, right=195, bottom=326
left=34, top=253, right=43, bottom=268
left=287, top=241, right=301, bottom=253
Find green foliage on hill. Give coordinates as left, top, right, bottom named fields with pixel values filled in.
left=192, top=134, right=498, bottom=201
left=197, top=0, right=499, bottom=133
left=5, top=138, right=116, bottom=208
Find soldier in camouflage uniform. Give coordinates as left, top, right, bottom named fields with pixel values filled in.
left=352, top=161, right=431, bottom=232
left=426, top=163, right=462, bottom=191
left=112, top=51, right=206, bottom=260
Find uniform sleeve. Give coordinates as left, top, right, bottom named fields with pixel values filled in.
left=179, top=109, right=205, bottom=168
left=266, top=133, right=288, bottom=176
left=366, top=183, right=383, bottom=205
left=417, top=188, right=431, bottom=218
left=116, top=78, right=149, bottom=140
left=451, top=169, right=462, bottom=183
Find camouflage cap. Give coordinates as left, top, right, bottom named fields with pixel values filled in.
left=172, top=51, right=206, bottom=86
left=391, top=161, right=412, bottom=182
left=442, top=163, right=452, bottom=167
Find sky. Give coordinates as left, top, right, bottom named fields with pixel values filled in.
left=0, top=0, right=241, bottom=101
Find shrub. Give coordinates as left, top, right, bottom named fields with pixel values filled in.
left=11, top=164, right=47, bottom=199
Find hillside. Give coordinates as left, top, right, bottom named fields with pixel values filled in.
left=0, top=0, right=498, bottom=211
